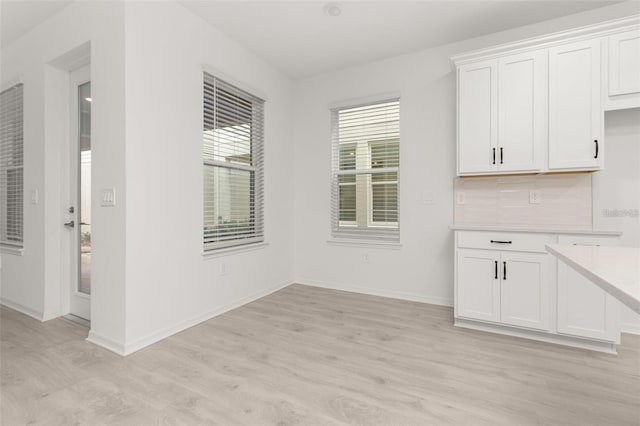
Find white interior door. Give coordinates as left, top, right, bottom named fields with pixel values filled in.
left=66, top=66, right=91, bottom=321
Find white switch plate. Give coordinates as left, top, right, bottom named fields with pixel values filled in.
left=529, top=189, right=541, bottom=204
left=101, top=188, right=116, bottom=207
left=456, top=191, right=466, bottom=205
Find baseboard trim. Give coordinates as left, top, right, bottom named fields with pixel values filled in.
left=297, top=279, right=453, bottom=307
left=119, top=279, right=293, bottom=356
left=42, top=310, right=62, bottom=322
left=455, top=318, right=618, bottom=354
left=0, top=297, right=44, bottom=321
left=621, top=322, right=640, bottom=335
left=87, top=330, right=127, bottom=356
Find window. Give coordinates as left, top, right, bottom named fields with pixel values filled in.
left=203, top=73, right=264, bottom=251
left=0, top=83, right=24, bottom=248
left=331, top=99, right=400, bottom=241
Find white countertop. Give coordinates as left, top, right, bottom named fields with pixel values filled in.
left=450, top=224, right=622, bottom=236
left=546, top=244, right=640, bottom=314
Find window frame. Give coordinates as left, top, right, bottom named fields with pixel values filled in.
left=330, top=97, right=400, bottom=242
left=0, top=83, right=24, bottom=250
left=202, top=73, right=265, bottom=252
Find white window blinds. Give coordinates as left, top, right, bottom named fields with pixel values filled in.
left=203, top=73, right=264, bottom=250
left=0, top=83, right=24, bottom=247
left=331, top=99, right=400, bottom=241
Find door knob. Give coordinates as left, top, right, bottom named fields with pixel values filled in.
left=64, top=220, right=75, bottom=228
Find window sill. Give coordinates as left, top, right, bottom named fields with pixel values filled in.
left=202, top=241, right=268, bottom=259
left=1, top=245, right=25, bottom=256
left=327, top=239, right=402, bottom=250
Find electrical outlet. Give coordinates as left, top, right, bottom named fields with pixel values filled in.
left=363, top=253, right=370, bottom=264
left=529, top=190, right=541, bottom=204
left=456, top=191, right=466, bottom=205
left=422, top=191, right=435, bottom=205
left=220, top=262, right=228, bottom=276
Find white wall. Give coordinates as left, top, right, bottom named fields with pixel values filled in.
left=292, top=2, right=640, bottom=307
left=1, top=2, right=128, bottom=347
left=119, top=2, right=294, bottom=353
left=1, top=1, right=294, bottom=354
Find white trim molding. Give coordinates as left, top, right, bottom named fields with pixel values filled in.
left=1, top=297, right=44, bottom=321
left=452, top=14, right=640, bottom=67
left=297, top=279, right=453, bottom=307
left=89, top=280, right=293, bottom=356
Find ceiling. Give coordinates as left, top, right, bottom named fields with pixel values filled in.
left=1, top=1, right=626, bottom=79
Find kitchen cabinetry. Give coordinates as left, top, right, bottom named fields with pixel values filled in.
left=457, top=50, right=545, bottom=175
left=458, top=60, right=497, bottom=174
left=456, top=249, right=500, bottom=322
left=497, top=51, right=546, bottom=173
left=548, top=39, right=602, bottom=171
left=556, top=235, right=620, bottom=343
left=454, top=229, right=622, bottom=353
left=455, top=232, right=552, bottom=332
left=453, top=16, right=639, bottom=176
left=604, top=29, right=640, bottom=110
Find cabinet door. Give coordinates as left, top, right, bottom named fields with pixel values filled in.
left=549, top=39, right=602, bottom=170
left=608, top=30, right=640, bottom=96
left=458, top=60, right=497, bottom=174
left=557, top=259, right=620, bottom=342
left=497, top=50, right=546, bottom=172
left=456, top=249, right=500, bottom=322
left=500, top=252, right=550, bottom=331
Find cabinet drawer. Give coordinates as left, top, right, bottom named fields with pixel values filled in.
left=457, top=231, right=556, bottom=253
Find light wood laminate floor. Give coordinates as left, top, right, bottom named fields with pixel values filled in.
left=1, top=284, right=639, bottom=425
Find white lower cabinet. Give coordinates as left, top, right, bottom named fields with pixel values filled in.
left=555, top=235, right=621, bottom=343
left=457, top=249, right=500, bottom=322
left=455, top=232, right=552, bottom=332
left=454, top=230, right=621, bottom=353
left=500, top=251, right=550, bottom=331
left=456, top=245, right=550, bottom=331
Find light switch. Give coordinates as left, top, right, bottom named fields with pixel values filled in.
left=456, top=191, right=466, bottom=205
left=101, top=188, right=116, bottom=207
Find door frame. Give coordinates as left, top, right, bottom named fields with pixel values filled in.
left=65, top=65, right=91, bottom=321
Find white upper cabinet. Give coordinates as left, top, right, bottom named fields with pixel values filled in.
left=604, top=29, right=640, bottom=110
left=457, top=50, right=545, bottom=175
left=497, top=51, right=546, bottom=173
left=458, top=60, right=497, bottom=174
left=453, top=17, right=639, bottom=176
left=548, top=39, right=602, bottom=171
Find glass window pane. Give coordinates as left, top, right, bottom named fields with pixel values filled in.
left=372, top=182, right=398, bottom=223
left=204, top=165, right=255, bottom=244
left=339, top=143, right=356, bottom=170
left=339, top=182, right=356, bottom=222
left=371, top=140, right=399, bottom=168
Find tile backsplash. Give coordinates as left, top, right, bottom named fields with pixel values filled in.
left=454, top=173, right=592, bottom=228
